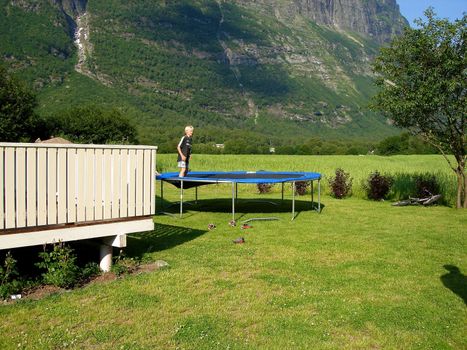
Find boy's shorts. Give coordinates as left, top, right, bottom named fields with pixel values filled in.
left=178, top=161, right=189, bottom=168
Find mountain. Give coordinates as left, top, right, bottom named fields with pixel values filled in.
left=0, top=0, right=408, bottom=152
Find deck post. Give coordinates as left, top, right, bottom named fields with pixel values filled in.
left=99, top=243, right=113, bottom=272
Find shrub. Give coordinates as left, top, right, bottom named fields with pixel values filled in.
left=328, top=168, right=353, bottom=199
left=294, top=181, right=309, bottom=196
left=80, top=262, right=101, bottom=281
left=0, top=251, right=21, bottom=299
left=257, top=183, right=274, bottom=194
left=36, top=242, right=80, bottom=288
left=364, top=171, right=394, bottom=200
left=415, top=173, right=440, bottom=197
left=111, top=250, right=139, bottom=276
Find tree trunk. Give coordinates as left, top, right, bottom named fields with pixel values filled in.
left=463, top=167, right=467, bottom=208
left=454, top=159, right=466, bottom=208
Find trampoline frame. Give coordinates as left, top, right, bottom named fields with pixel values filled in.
left=157, top=171, right=321, bottom=221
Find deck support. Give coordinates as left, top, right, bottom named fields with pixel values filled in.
left=99, top=243, right=113, bottom=272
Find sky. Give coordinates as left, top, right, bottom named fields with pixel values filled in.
left=397, top=0, right=466, bottom=26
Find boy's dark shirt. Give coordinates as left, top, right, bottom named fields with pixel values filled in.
left=177, top=136, right=192, bottom=162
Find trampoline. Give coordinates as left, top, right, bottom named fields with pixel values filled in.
left=156, top=171, right=322, bottom=221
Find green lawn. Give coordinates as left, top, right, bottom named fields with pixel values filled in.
left=0, top=155, right=465, bottom=349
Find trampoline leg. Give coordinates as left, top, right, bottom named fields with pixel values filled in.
left=311, top=181, right=314, bottom=209
left=281, top=183, right=284, bottom=203
left=161, top=180, right=164, bottom=210
left=195, top=186, right=198, bottom=204
left=232, top=182, right=235, bottom=221
left=318, top=179, right=321, bottom=213
left=292, top=181, right=295, bottom=221
left=180, top=180, right=184, bottom=218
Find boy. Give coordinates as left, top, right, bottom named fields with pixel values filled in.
left=177, top=125, right=194, bottom=177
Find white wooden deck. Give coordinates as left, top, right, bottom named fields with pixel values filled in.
left=0, top=143, right=157, bottom=250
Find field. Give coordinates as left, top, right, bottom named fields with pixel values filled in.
left=158, top=154, right=458, bottom=204
left=0, top=155, right=465, bottom=349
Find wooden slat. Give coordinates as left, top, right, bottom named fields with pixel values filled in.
left=37, top=148, right=47, bottom=226
left=112, top=150, right=121, bottom=218
left=85, top=149, right=95, bottom=221
left=1, top=144, right=157, bottom=231
left=57, top=149, right=67, bottom=224
left=94, top=149, right=103, bottom=220
left=67, top=149, right=76, bottom=223
left=76, top=149, right=85, bottom=222
left=143, top=149, right=151, bottom=215
left=47, top=148, right=57, bottom=225
left=151, top=149, right=156, bottom=215
left=135, top=150, right=144, bottom=216
left=15, top=148, right=26, bottom=228
left=0, top=147, right=4, bottom=229
left=103, top=149, right=112, bottom=219
left=26, top=148, right=37, bottom=227
left=4, top=148, right=15, bottom=229
left=120, top=149, right=128, bottom=218
left=127, top=149, right=136, bottom=217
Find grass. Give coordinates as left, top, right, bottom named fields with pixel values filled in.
left=0, top=155, right=465, bottom=349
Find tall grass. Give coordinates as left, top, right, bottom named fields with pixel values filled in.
left=157, top=154, right=457, bottom=205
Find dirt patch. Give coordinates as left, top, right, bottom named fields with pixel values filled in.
left=86, top=271, right=117, bottom=284
left=2, top=261, right=168, bottom=303
left=22, top=285, right=64, bottom=301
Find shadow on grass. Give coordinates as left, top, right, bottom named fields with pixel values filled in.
left=126, top=223, right=207, bottom=259
left=440, top=265, right=467, bottom=305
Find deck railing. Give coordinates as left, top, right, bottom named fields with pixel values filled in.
left=0, top=143, right=157, bottom=231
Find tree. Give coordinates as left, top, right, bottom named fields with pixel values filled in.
left=371, top=9, right=466, bottom=208
left=0, top=66, right=43, bottom=142
left=47, top=105, right=139, bottom=144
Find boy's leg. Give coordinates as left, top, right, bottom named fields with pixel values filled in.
left=178, top=160, right=187, bottom=177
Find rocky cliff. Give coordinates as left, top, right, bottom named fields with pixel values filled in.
left=53, top=0, right=87, bottom=17
left=234, top=0, right=408, bottom=43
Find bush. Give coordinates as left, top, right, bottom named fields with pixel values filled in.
left=257, top=183, right=274, bottom=194
left=111, top=250, right=139, bottom=276
left=415, top=173, right=440, bottom=197
left=36, top=242, right=80, bottom=288
left=80, top=262, right=101, bottom=281
left=328, top=168, right=353, bottom=199
left=294, top=181, right=309, bottom=196
left=0, top=251, right=21, bottom=299
left=364, top=171, right=394, bottom=200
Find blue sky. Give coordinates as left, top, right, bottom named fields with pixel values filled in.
left=397, top=0, right=466, bottom=26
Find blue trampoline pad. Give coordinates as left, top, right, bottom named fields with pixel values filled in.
left=157, top=171, right=321, bottom=188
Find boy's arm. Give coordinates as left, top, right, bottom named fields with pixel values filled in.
left=177, top=137, right=186, bottom=161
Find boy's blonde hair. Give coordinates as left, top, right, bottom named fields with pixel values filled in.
left=185, top=125, right=194, bottom=133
